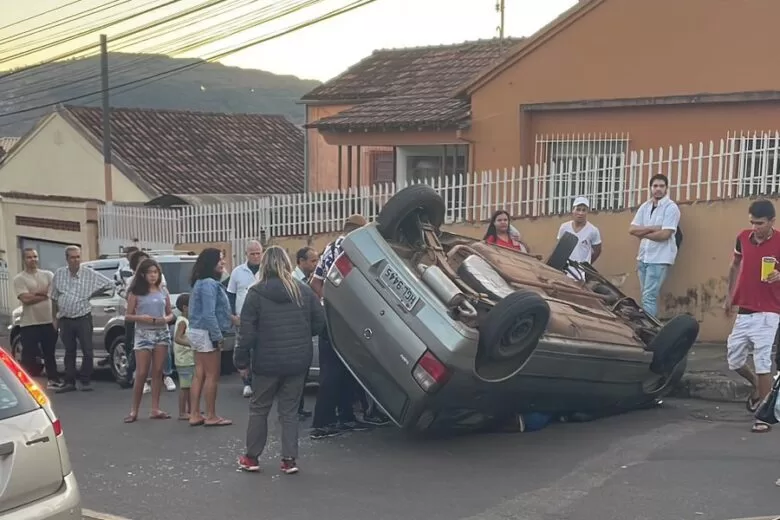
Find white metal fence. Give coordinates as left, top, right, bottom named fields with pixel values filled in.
left=98, top=131, right=780, bottom=261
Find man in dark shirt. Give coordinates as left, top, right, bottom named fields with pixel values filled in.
left=723, top=199, right=780, bottom=433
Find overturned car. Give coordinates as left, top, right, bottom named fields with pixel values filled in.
left=323, top=185, right=698, bottom=434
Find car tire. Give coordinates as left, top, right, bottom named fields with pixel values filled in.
left=649, top=314, right=699, bottom=375
left=109, top=335, right=133, bottom=388
left=479, top=289, right=550, bottom=363
left=545, top=231, right=580, bottom=271
left=376, top=184, right=446, bottom=240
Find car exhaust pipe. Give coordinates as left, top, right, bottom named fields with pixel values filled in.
left=416, top=264, right=477, bottom=319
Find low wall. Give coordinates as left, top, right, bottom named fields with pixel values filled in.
left=272, top=196, right=764, bottom=343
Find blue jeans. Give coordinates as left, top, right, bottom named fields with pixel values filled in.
left=637, top=262, right=670, bottom=317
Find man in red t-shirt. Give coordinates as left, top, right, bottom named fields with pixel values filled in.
left=723, top=199, right=780, bottom=433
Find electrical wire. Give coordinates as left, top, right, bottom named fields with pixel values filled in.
left=0, top=0, right=90, bottom=33
left=1, top=0, right=320, bottom=103
left=0, top=0, right=379, bottom=121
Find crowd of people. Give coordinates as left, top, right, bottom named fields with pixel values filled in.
left=11, top=172, right=780, bottom=473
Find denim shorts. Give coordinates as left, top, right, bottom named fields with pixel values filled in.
left=134, top=328, right=171, bottom=350
left=177, top=365, right=194, bottom=389
left=188, top=329, right=218, bottom=353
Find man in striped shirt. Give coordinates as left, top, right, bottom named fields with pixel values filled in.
left=50, top=246, right=114, bottom=393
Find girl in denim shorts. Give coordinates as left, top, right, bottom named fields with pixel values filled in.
left=124, top=258, right=174, bottom=423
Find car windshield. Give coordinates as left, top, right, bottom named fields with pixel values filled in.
left=0, top=357, right=38, bottom=421
left=160, top=261, right=195, bottom=295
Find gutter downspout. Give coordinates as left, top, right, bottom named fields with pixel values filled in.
left=303, top=106, right=309, bottom=193
left=456, top=129, right=475, bottom=173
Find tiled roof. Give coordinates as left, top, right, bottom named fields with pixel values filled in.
left=0, top=137, right=20, bottom=153
left=301, top=38, right=523, bottom=103
left=309, top=96, right=471, bottom=131
left=62, top=106, right=304, bottom=196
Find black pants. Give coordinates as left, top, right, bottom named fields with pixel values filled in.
left=20, top=323, right=59, bottom=380
left=59, top=314, right=94, bottom=384
left=312, top=332, right=356, bottom=428
left=125, top=321, right=136, bottom=382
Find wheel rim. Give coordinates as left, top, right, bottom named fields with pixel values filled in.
left=12, top=339, right=22, bottom=363
left=113, top=343, right=128, bottom=379
left=498, top=315, right=535, bottom=358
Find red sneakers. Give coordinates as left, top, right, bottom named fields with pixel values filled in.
left=280, top=458, right=299, bottom=474
left=238, top=455, right=260, bottom=472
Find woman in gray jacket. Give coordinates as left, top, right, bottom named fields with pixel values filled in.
left=234, top=246, right=325, bottom=475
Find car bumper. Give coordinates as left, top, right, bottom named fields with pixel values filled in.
left=3, top=471, right=81, bottom=520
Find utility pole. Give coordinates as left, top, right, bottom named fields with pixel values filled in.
left=100, top=34, right=113, bottom=202
left=496, top=0, right=505, bottom=39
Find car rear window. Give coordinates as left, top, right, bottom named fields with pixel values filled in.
left=0, top=354, right=39, bottom=421
left=159, top=261, right=196, bottom=295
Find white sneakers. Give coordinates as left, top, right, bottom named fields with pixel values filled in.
left=141, top=376, right=176, bottom=394
left=243, top=385, right=252, bottom=398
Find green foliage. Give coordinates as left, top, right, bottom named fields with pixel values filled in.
left=0, top=53, right=321, bottom=136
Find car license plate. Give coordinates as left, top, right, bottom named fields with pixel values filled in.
left=380, top=264, right=419, bottom=311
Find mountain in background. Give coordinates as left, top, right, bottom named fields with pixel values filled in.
left=0, top=53, right=322, bottom=137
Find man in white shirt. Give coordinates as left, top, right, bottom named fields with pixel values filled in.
left=227, top=240, right=263, bottom=397
left=629, top=174, right=681, bottom=318
left=556, top=196, right=602, bottom=280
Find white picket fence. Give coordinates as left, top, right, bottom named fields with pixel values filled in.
left=98, top=131, right=780, bottom=261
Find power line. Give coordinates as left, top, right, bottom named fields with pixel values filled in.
left=0, top=0, right=379, bottom=121
left=0, top=0, right=90, bottom=33
left=0, top=0, right=307, bottom=103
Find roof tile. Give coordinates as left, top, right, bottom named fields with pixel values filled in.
left=63, top=106, right=304, bottom=196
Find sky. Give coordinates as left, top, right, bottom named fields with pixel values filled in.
left=1, top=0, right=578, bottom=82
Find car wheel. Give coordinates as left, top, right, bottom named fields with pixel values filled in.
left=545, top=231, right=580, bottom=271
left=220, top=349, right=236, bottom=375
left=376, top=184, right=446, bottom=241
left=479, top=289, right=550, bottom=364
left=109, top=336, right=132, bottom=388
left=649, top=314, right=699, bottom=376
left=10, top=334, right=23, bottom=364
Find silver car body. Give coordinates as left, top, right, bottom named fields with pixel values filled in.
left=324, top=224, right=669, bottom=432
left=0, top=348, right=81, bottom=519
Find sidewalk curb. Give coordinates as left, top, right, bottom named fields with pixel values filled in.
left=671, top=371, right=752, bottom=403
left=82, top=509, right=134, bottom=520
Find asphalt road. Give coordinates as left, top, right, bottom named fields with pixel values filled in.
left=50, top=375, right=779, bottom=520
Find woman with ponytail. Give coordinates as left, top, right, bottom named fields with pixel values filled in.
left=234, top=246, right=325, bottom=475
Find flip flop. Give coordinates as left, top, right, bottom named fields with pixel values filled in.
left=204, top=417, right=233, bottom=427
left=746, top=393, right=761, bottom=413
left=751, top=421, right=772, bottom=433
left=150, top=411, right=171, bottom=420
left=123, top=413, right=138, bottom=424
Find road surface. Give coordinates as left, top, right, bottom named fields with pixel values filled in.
left=50, top=377, right=778, bottom=520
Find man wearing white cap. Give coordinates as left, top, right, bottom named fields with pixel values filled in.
left=556, top=196, right=602, bottom=280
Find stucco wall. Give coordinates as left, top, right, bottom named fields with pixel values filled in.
left=0, top=114, right=148, bottom=202
left=271, top=195, right=766, bottom=344
left=467, top=0, right=780, bottom=170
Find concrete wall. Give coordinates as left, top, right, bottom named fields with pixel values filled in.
left=467, top=0, right=780, bottom=170
left=270, top=195, right=764, bottom=343
left=0, top=114, right=148, bottom=203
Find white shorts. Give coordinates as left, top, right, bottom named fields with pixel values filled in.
left=726, top=312, right=780, bottom=374
left=187, top=328, right=218, bottom=353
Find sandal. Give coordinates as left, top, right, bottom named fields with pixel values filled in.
left=746, top=393, right=762, bottom=413
left=751, top=421, right=772, bottom=433
left=123, top=413, right=138, bottom=424
left=204, top=417, right=233, bottom=427
left=150, top=410, right=171, bottom=420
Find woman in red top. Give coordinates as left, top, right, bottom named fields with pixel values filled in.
left=483, top=210, right=529, bottom=253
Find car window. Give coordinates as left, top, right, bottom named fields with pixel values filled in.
left=0, top=356, right=38, bottom=421
left=159, top=261, right=195, bottom=295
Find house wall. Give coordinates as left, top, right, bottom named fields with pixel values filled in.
left=307, top=105, right=392, bottom=192
left=467, top=0, right=780, bottom=171
left=270, top=195, right=764, bottom=344
left=0, top=196, right=100, bottom=312
left=0, top=114, right=148, bottom=203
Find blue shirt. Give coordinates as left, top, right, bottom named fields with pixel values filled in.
left=312, top=236, right=345, bottom=280
left=188, top=278, right=232, bottom=342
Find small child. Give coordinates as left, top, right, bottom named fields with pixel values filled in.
left=173, top=294, right=195, bottom=420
